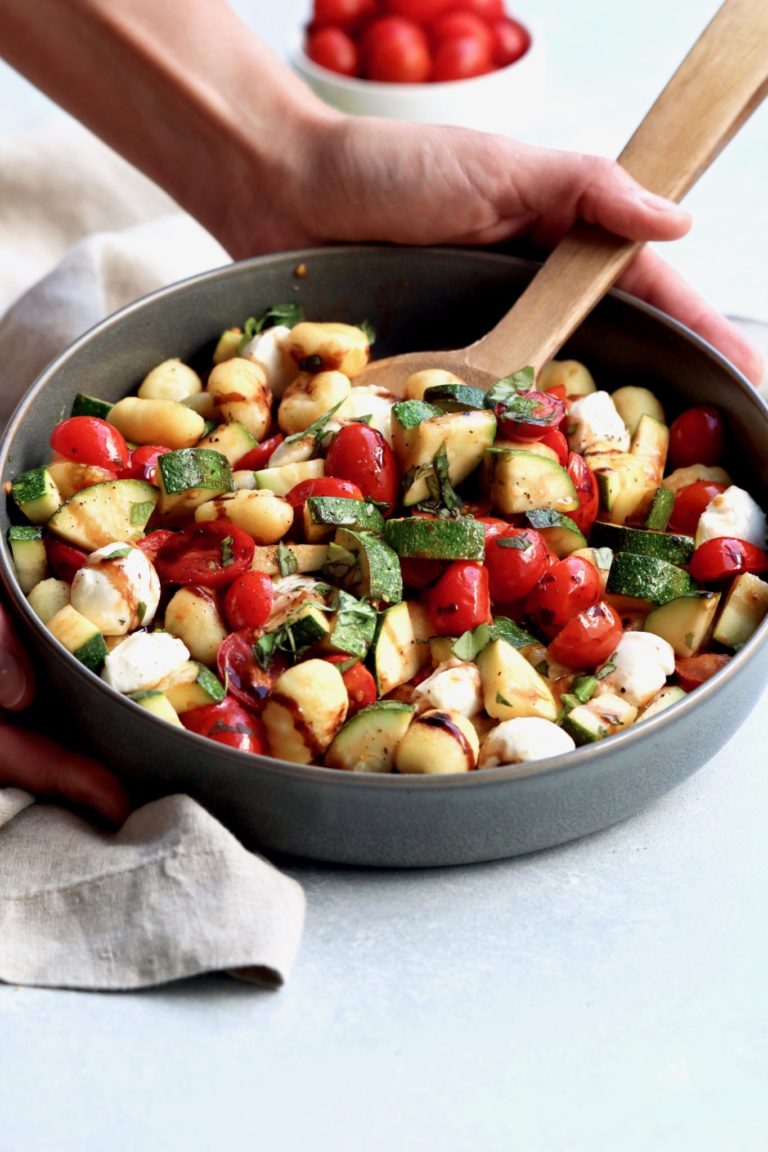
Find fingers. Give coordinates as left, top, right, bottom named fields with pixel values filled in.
left=618, top=247, right=765, bottom=387
left=0, top=603, right=35, bottom=712
left=0, top=721, right=132, bottom=826
left=509, top=144, right=692, bottom=245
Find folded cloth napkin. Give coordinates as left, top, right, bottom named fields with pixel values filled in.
left=0, top=118, right=304, bottom=990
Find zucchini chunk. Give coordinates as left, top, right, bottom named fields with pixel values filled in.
left=47, top=479, right=158, bottom=551
left=7, top=525, right=48, bottom=594
left=253, top=458, right=324, bottom=496
left=197, top=421, right=257, bottom=466
left=394, top=409, right=497, bottom=506
left=476, top=639, right=558, bottom=722
left=323, top=528, right=402, bottom=603
left=130, top=690, right=183, bottom=727
left=712, top=572, right=768, bottom=648
left=562, top=691, right=638, bottom=744
left=156, top=448, right=233, bottom=520
left=606, top=552, right=698, bottom=606
left=11, top=466, right=62, bottom=524
left=644, top=593, right=721, bottom=658
left=304, top=496, right=385, bottom=542
left=46, top=604, right=108, bottom=671
left=370, top=600, right=432, bottom=695
left=384, top=515, right=485, bottom=560
left=325, top=701, right=415, bottom=773
left=524, top=509, right=586, bottom=558
left=484, top=449, right=578, bottom=516
left=589, top=522, right=694, bottom=566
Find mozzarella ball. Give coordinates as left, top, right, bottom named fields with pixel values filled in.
left=413, top=660, right=483, bottom=718
left=102, top=632, right=190, bottom=694
left=479, top=717, right=576, bottom=768
left=695, top=486, right=767, bottom=550
left=71, top=543, right=160, bottom=636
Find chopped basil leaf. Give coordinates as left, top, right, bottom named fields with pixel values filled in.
left=484, top=367, right=536, bottom=409
left=572, top=675, right=598, bottom=704
left=359, top=320, right=376, bottom=346
left=277, top=541, right=298, bottom=577
left=238, top=302, right=303, bottom=353
left=495, top=692, right=511, bottom=707
left=104, top=546, right=132, bottom=559
left=596, top=657, right=617, bottom=681
left=283, top=398, right=346, bottom=445
left=496, top=532, right=534, bottom=551
left=220, top=536, right=235, bottom=567
left=136, top=601, right=147, bottom=623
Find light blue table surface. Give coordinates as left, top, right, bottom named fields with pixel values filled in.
left=1, top=3, right=766, bottom=1150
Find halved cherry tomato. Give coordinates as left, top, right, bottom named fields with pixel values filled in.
left=118, top=444, right=170, bottom=484
left=668, top=406, right=725, bottom=469
left=137, top=529, right=177, bottom=564
left=181, top=699, right=266, bottom=754
left=495, top=390, right=565, bottom=441
left=427, top=560, right=491, bottom=635
left=234, top=433, right=284, bottom=471
left=566, top=451, right=599, bottom=535
left=50, top=416, right=129, bottom=470
left=525, top=555, right=602, bottom=638
left=689, top=537, right=768, bottom=582
left=548, top=600, right=623, bottom=670
left=668, top=480, right=726, bottom=536
left=361, top=16, right=432, bottom=83
left=675, top=652, right=731, bottom=691
left=325, top=423, right=399, bottom=511
left=325, top=655, right=378, bottom=714
left=306, top=26, right=360, bottom=76
left=217, top=629, right=284, bottom=714
left=484, top=525, right=550, bottom=605
left=154, top=519, right=254, bottom=589
left=46, top=535, right=89, bottom=582
left=223, top=570, right=274, bottom=631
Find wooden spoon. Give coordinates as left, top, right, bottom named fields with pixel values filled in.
left=356, top=0, right=768, bottom=396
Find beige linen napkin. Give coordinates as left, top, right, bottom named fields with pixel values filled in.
left=0, top=118, right=304, bottom=989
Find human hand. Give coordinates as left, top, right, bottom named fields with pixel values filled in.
left=0, top=603, right=131, bottom=825
left=224, top=116, right=762, bottom=387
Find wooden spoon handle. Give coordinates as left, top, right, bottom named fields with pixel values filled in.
left=466, top=0, right=768, bottom=377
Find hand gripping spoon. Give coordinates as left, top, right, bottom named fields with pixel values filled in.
left=356, top=0, right=768, bottom=395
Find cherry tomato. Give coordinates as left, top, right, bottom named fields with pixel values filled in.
left=50, top=416, right=129, bottom=470
left=181, top=699, right=266, bottom=754
left=217, top=629, right=285, bottom=715
left=427, top=560, right=491, bottom=635
left=154, top=520, right=254, bottom=589
left=306, top=26, right=360, bottom=76
left=362, top=16, right=432, bottom=83
left=490, top=16, right=532, bottom=67
left=689, top=537, right=768, bottom=583
left=311, top=0, right=377, bottom=31
left=137, top=529, right=176, bottom=564
left=118, top=444, right=170, bottom=484
left=525, top=556, right=602, bottom=638
left=431, top=33, right=492, bottom=81
left=484, top=525, right=550, bottom=605
left=385, top=0, right=454, bottom=20
left=455, top=0, right=505, bottom=19
left=548, top=601, right=623, bottom=671
left=223, top=570, right=274, bottom=631
left=668, top=480, right=726, bottom=536
left=285, top=476, right=364, bottom=534
left=325, top=424, right=399, bottom=511
left=675, top=653, right=731, bottom=691
left=538, top=426, right=569, bottom=466
left=430, top=11, right=493, bottom=53
left=400, top=555, right=442, bottom=590
left=234, top=433, right=284, bottom=471
left=667, top=406, right=725, bottom=469
left=495, top=390, right=565, bottom=441
left=566, top=451, right=599, bottom=535
left=46, top=535, right=89, bottom=582
left=325, top=655, right=378, bottom=714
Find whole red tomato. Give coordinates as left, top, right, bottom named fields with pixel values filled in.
left=489, top=16, right=531, bottom=66
left=324, top=423, right=399, bottom=510
left=483, top=525, right=550, bottom=605
left=548, top=601, right=623, bottom=671
left=566, top=451, right=599, bottom=535
left=181, top=699, right=266, bottom=754
left=430, top=10, right=493, bottom=53
left=223, top=570, right=274, bottom=631
left=427, top=560, right=491, bottom=635
left=385, top=0, right=454, bottom=20
left=667, top=406, right=725, bottom=469
left=311, top=0, right=377, bottom=30
left=454, top=0, right=505, bottom=18
left=306, top=26, right=360, bottom=75
left=432, top=33, right=492, bottom=81
left=50, top=416, right=129, bottom=471
left=689, top=537, right=768, bottom=582
left=362, top=16, right=432, bottom=83
left=668, top=480, right=726, bottom=536
left=525, top=556, right=602, bottom=638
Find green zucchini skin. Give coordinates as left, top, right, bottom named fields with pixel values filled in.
left=606, top=552, right=698, bottom=605
left=590, top=521, right=694, bottom=566
left=384, top=516, right=485, bottom=560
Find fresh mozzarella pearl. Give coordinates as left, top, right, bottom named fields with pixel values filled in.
left=414, top=660, right=483, bottom=718
left=479, top=717, right=575, bottom=768
left=241, top=324, right=297, bottom=397
left=598, top=630, right=675, bottom=708
left=340, top=385, right=397, bottom=445
left=695, top=485, right=767, bottom=550
left=566, top=391, right=630, bottom=455
left=70, top=543, right=160, bottom=636
left=101, top=632, right=190, bottom=695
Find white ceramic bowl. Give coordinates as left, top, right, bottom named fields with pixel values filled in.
left=291, top=33, right=546, bottom=137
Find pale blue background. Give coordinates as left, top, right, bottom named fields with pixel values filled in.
left=1, top=4, right=766, bottom=1150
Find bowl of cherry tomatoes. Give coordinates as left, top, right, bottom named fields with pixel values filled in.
left=292, top=0, right=545, bottom=136
left=1, top=246, right=767, bottom=867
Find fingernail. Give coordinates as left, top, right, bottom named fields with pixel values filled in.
left=0, top=648, right=27, bottom=709
left=639, top=191, right=689, bottom=216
